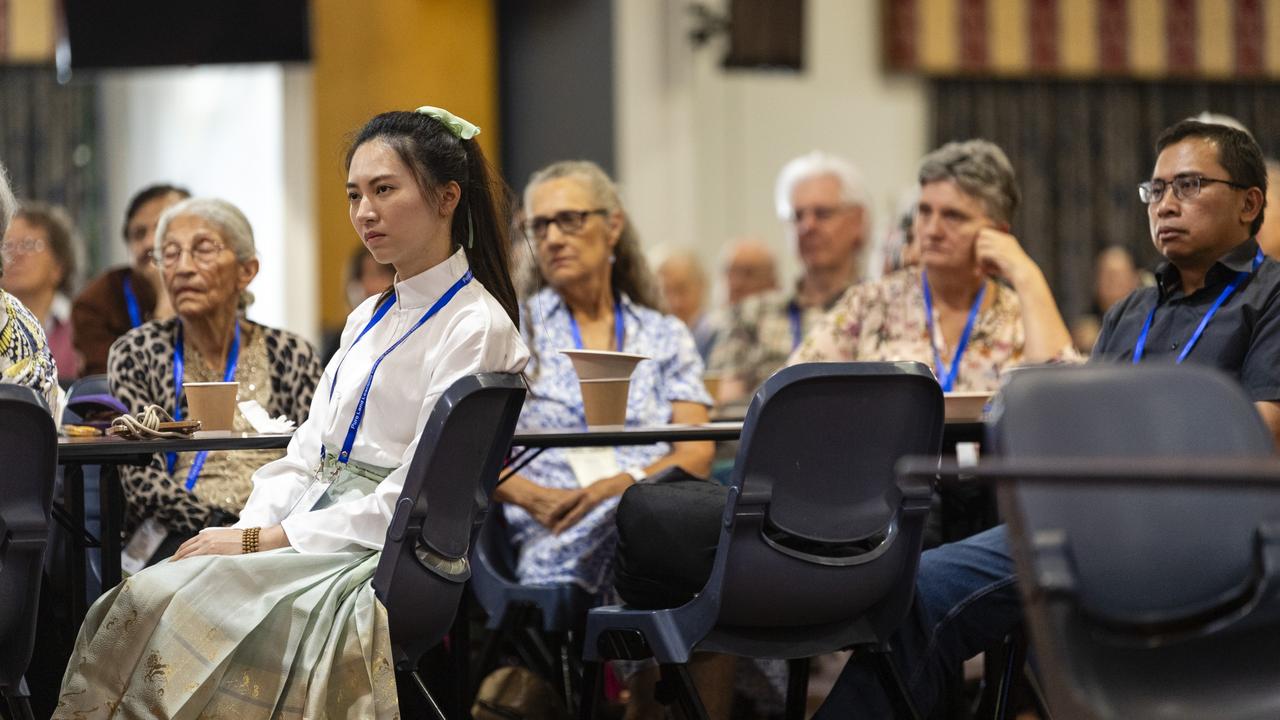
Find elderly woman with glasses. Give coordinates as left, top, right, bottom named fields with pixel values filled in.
left=107, top=197, right=322, bottom=568
left=0, top=162, right=59, bottom=409
left=495, top=160, right=714, bottom=593
left=491, top=160, right=724, bottom=716
left=2, top=202, right=82, bottom=383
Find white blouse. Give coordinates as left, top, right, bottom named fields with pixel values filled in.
left=233, top=249, right=529, bottom=553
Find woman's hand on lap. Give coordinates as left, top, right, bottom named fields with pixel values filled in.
left=551, top=473, right=633, bottom=534
left=173, top=525, right=289, bottom=560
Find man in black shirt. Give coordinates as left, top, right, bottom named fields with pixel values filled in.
left=812, top=119, right=1280, bottom=717
left=1092, top=120, right=1280, bottom=440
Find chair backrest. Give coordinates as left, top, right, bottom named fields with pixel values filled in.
left=990, top=364, right=1280, bottom=720
left=0, top=384, right=58, bottom=692
left=699, top=362, right=943, bottom=651
left=989, top=364, right=1274, bottom=621
left=372, top=373, right=527, bottom=670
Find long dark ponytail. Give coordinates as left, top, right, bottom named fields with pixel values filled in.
left=345, top=110, right=520, bottom=327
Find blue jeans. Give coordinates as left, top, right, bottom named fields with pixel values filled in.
left=814, top=525, right=1022, bottom=718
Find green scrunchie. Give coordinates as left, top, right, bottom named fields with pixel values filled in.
left=415, top=105, right=482, bottom=140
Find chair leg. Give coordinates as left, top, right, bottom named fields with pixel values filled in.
left=657, top=664, right=711, bottom=720
left=870, top=650, right=923, bottom=720
left=452, top=594, right=472, bottom=716
left=577, top=660, right=602, bottom=720
left=784, top=657, right=810, bottom=720
left=991, top=633, right=1026, bottom=720
left=1024, top=662, right=1053, bottom=720
left=410, top=669, right=449, bottom=720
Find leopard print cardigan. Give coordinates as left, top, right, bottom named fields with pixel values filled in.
left=107, top=317, right=323, bottom=539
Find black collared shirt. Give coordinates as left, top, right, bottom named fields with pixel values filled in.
left=1092, top=239, right=1280, bottom=402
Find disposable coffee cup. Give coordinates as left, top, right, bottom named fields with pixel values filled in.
left=184, top=381, right=240, bottom=431
left=578, top=379, right=632, bottom=426
left=702, top=372, right=723, bottom=403
left=561, top=349, right=648, bottom=427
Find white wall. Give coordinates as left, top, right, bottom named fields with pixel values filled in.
left=96, top=64, right=319, bottom=345
left=614, top=0, right=928, bottom=290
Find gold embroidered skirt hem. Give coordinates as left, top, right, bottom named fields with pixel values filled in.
left=55, top=548, right=399, bottom=719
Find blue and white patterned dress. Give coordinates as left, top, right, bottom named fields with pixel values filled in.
left=506, top=287, right=712, bottom=595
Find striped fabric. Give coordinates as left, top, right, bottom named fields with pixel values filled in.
left=884, top=0, right=1280, bottom=78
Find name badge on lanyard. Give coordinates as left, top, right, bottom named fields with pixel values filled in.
left=313, top=270, right=473, bottom=494
left=921, top=272, right=986, bottom=393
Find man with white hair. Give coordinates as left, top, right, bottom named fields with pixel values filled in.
left=0, top=160, right=59, bottom=410
left=708, top=151, right=870, bottom=402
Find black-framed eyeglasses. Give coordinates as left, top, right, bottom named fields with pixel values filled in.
left=152, top=238, right=229, bottom=269
left=521, top=209, right=608, bottom=241
left=1138, top=174, right=1249, bottom=204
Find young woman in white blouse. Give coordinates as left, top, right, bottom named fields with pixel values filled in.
left=56, top=107, right=530, bottom=719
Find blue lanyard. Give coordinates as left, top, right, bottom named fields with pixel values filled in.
left=122, top=275, right=143, bottom=328
left=166, top=320, right=241, bottom=488
left=921, top=272, right=986, bottom=393
left=567, top=296, right=625, bottom=351
left=787, top=301, right=803, bottom=350
left=329, top=291, right=397, bottom=401
left=322, top=270, right=473, bottom=465
left=1133, top=248, right=1263, bottom=364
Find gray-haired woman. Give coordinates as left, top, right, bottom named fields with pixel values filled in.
left=107, top=197, right=323, bottom=567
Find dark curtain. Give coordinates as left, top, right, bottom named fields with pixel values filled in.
left=0, top=66, right=102, bottom=271
left=931, top=79, right=1280, bottom=320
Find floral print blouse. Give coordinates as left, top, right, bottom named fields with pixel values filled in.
left=791, top=268, right=1076, bottom=391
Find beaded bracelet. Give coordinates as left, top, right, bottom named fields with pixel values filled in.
left=241, top=527, right=260, bottom=554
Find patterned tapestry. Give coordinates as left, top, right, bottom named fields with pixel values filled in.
left=886, top=0, right=1280, bottom=79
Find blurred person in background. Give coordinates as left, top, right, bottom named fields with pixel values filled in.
left=708, top=152, right=872, bottom=404
left=321, top=245, right=397, bottom=361
left=73, top=184, right=189, bottom=376
left=721, top=236, right=778, bottom=305
left=1257, top=158, right=1280, bottom=258
left=3, top=201, right=81, bottom=383
left=1071, top=245, right=1146, bottom=353
left=657, top=249, right=718, bottom=361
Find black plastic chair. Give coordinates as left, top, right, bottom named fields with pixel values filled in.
left=470, top=508, right=590, bottom=709
left=578, top=361, right=944, bottom=720
left=371, top=373, right=527, bottom=720
left=986, top=364, right=1280, bottom=720
left=0, top=385, right=58, bottom=720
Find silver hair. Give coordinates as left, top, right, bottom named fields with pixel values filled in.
left=917, top=140, right=1020, bottom=226
left=773, top=151, right=870, bottom=220
left=0, top=161, right=15, bottom=241
left=773, top=151, right=873, bottom=268
left=155, top=197, right=257, bottom=308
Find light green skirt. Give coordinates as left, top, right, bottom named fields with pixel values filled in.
left=55, top=459, right=401, bottom=719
